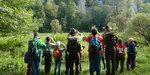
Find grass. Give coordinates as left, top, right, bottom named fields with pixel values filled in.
left=0, top=33, right=150, bottom=75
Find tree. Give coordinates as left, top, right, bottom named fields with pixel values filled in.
left=0, top=0, right=42, bottom=35
left=57, top=1, right=67, bottom=19
left=38, top=0, right=59, bottom=32
left=32, top=0, right=45, bottom=19
left=130, top=13, right=150, bottom=43
left=91, top=5, right=112, bottom=30
left=115, top=14, right=127, bottom=32
left=139, top=3, right=150, bottom=13
left=65, top=0, right=78, bottom=31
left=50, top=19, right=62, bottom=33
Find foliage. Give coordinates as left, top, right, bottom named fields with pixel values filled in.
left=130, top=13, right=150, bottom=43
left=50, top=19, right=62, bottom=33
left=0, top=0, right=42, bottom=35
left=139, top=3, right=150, bottom=13
left=91, top=5, right=112, bottom=30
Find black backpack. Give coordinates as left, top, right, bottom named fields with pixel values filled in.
left=128, top=43, right=136, bottom=54
left=67, top=38, right=81, bottom=54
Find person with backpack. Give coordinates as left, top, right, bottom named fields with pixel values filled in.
left=53, top=41, right=66, bottom=75
left=126, top=38, right=137, bottom=70
left=29, top=32, right=46, bottom=75
left=65, top=45, right=84, bottom=75
left=85, top=28, right=103, bottom=75
left=44, top=36, right=56, bottom=75
left=67, top=28, right=83, bottom=75
left=116, top=39, right=126, bottom=73
left=102, top=25, right=117, bottom=75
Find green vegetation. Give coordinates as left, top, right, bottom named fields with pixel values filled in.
left=0, top=33, right=150, bottom=75
left=0, top=0, right=150, bottom=75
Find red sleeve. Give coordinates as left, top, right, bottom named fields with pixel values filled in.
left=85, top=35, right=92, bottom=42
left=98, top=36, right=103, bottom=42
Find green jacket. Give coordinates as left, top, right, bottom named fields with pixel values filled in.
left=31, top=37, right=46, bottom=61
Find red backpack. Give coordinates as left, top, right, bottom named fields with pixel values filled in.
left=53, top=47, right=61, bottom=59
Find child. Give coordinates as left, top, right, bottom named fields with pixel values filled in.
left=24, top=51, right=32, bottom=75
left=126, top=38, right=137, bottom=70
left=53, top=41, right=66, bottom=75
left=44, top=36, right=56, bottom=75
left=24, top=40, right=34, bottom=75
left=116, top=39, right=126, bottom=73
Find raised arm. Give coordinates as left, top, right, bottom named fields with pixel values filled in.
left=50, top=37, right=56, bottom=43
left=60, top=42, right=66, bottom=49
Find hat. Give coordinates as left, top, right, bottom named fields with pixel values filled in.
left=56, top=41, right=61, bottom=47
left=103, top=25, right=112, bottom=29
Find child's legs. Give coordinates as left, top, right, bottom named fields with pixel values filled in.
left=27, top=63, right=32, bottom=75
left=58, top=60, right=62, bottom=75
left=120, top=57, right=125, bottom=72
left=131, top=54, right=136, bottom=69
left=127, top=54, right=131, bottom=70
left=54, top=60, right=58, bottom=75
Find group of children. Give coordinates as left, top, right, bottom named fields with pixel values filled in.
left=24, top=34, right=66, bottom=75
left=24, top=28, right=137, bottom=75
left=116, top=38, right=137, bottom=73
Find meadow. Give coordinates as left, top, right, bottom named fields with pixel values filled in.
left=0, top=33, right=150, bottom=75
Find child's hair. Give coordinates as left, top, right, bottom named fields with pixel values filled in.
left=46, top=36, right=51, bottom=42
left=118, top=39, right=122, bottom=44
left=128, top=38, right=134, bottom=43
left=91, top=28, right=98, bottom=35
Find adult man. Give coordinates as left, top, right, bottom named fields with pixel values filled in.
left=67, top=28, right=83, bottom=75
left=103, top=25, right=117, bottom=75
left=29, top=32, right=46, bottom=75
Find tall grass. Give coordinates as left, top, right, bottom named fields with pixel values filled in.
left=0, top=33, right=150, bottom=75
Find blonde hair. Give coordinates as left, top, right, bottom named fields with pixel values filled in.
left=128, top=38, right=134, bottom=43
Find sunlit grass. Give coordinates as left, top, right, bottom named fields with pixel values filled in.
left=0, top=33, right=150, bottom=75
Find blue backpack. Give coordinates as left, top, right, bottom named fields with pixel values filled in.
left=128, top=43, right=136, bottom=54
left=90, top=36, right=101, bottom=54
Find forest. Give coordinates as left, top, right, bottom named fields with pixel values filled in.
left=0, top=0, right=150, bottom=75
